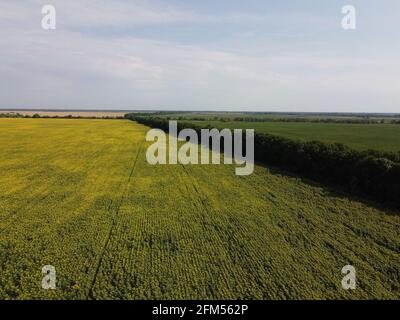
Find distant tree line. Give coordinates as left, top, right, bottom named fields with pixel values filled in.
left=0, top=113, right=124, bottom=120
left=131, top=111, right=400, bottom=124
left=125, top=114, right=400, bottom=208
left=0, top=112, right=29, bottom=118
left=165, top=116, right=389, bottom=124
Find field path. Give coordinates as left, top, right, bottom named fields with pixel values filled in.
left=87, top=139, right=144, bottom=298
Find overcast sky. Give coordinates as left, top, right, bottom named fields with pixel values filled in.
left=0, top=0, right=399, bottom=112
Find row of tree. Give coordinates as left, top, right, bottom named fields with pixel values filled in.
left=165, top=116, right=389, bottom=124
left=0, top=113, right=123, bottom=120
left=0, top=113, right=28, bottom=118
left=125, top=114, right=400, bottom=208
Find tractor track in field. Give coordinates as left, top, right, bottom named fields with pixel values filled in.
left=87, top=139, right=144, bottom=299
left=179, top=164, right=278, bottom=297
left=180, top=165, right=208, bottom=208
left=179, top=165, right=248, bottom=295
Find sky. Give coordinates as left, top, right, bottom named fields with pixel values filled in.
left=0, top=0, right=399, bottom=112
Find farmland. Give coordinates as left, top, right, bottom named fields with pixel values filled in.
left=182, top=120, right=400, bottom=153
left=0, top=118, right=399, bottom=300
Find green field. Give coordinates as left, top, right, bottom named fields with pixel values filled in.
left=185, top=120, right=400, bottom=152
left=0, top=119, right=399, bottom=299
left=157, top=112, right=400, bottom=122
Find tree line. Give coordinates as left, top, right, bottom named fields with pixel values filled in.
left=166, top=116, right=391, bottom=124
left=0, top=113, right=123, bottom=119
left=125, top=114, right=400, bottom=209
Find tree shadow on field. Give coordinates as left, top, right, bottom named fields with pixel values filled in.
left=256, top=161, right=400, bottom=217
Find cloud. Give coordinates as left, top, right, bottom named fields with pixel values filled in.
left=0, top=0, right=273, bottom=30
left=0, top=0, right=399, bottom=111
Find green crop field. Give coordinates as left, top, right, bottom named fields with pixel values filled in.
left=156, top=112, right=400, bottom=122
left=0, top=118, right=399, bottom=300
left=184, top=120, right=400, bottom=152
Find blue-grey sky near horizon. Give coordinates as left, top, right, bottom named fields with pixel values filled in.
left=0, top=0, right=399, bottom=112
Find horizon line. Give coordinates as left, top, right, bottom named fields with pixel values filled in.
left=1, top=108, right=400, bottom=116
